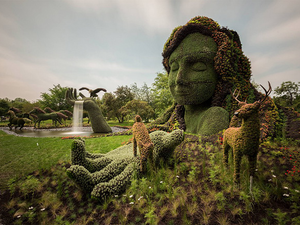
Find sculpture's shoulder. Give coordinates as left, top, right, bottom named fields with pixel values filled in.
left=201, top=106, right=229, bottom=136
left=205, top=106, right=229, bottom=119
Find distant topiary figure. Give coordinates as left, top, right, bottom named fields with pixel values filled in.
left=223, top=82, right=272, bottom=191
left=65, top=88, right=112, bottom=133
left=79, top=87, right=107, bottom=98
left=67, top=129, right=184, bottom=200
left=29, top=107, right=67, bottom=128
left=132, top=115, right=154, bottom=172
left=150, top=16, right=279, bottom=140
left=7, top=110, right=30, bottom=130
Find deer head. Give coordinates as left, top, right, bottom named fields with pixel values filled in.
left=232, top=82, right=272, bottom=119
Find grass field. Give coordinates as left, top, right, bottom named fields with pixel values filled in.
left=0, top=130, right=133, bottom=191
left=0, top=127, right=300, bottom=224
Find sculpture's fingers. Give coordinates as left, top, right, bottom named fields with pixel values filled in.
left=74, top=88, right=77, bottom=100
left=79, top=93, right=86, bottom=99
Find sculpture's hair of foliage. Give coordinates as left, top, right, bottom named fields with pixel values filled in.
left=162, top=16, right=253, bottom=110
left=277, top=105, right=300, bottom=139
left=154, top=16, right=281, bottom=140
left=132, top=115, right=154, bottom=172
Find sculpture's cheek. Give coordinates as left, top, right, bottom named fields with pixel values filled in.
left=170, top=82, right=216, bottom=105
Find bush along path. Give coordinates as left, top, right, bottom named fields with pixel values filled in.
left=0, top=133, right=300, bottom=224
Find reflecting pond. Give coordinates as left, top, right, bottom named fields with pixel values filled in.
left=0, top=127, right=127, bottom=138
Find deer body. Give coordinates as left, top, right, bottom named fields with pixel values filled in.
left=223, top=102, right=261, bottom=183
left=132, top=115, right=154, bottom=173
left=223, top=82, right=272, bottom=189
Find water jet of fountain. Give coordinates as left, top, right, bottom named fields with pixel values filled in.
left=72, top=101, right=84, bottom=133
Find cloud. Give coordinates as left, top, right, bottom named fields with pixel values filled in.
left=253, top=68, right=300, bottom=95
left=0, top=57, right=62, bottom=101
left=76, top=59, right=154, bottom=74
left=251, top=16, right=300, bottom=46
left=63, top=0, right=175, bottom=34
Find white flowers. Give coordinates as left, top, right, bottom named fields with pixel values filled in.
left=40, top=208, right=45, bottom=211
left=295, top=190, right=299, bottom=193
left=29, top=206, right=33, bottom=210
left=284, top=186, right=289, bottom=190
left=149, top=186, right=152, bottom=189
left=129, top=195, right=133, bottom=198
left=129, top=202, right=134, bottom=205
left=138, top=196, right=143, bottom=201
left=115, top=195, right=119, bottom=198
left=283, top=194, right=289, bottom=197
left=176, top=175, right=180, bottom=178
left=272, top=175, right=276, bottom=178
left=160, top=181, right=163, bottom=184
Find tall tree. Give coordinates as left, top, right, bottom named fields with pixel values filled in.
left=122, top=99, right=155, bottom=123
left=273, top=81, right=300, bottom=110
left=0, top=98, right=10, bottom=116
left=131, top=82, right=153, bottom=105
left=102, top=86, right=134, bottom=123
left=151, top=72, right=173, bottom=117
left=40, top=84, right=71, bottom=111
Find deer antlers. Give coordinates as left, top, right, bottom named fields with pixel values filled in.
left=231, top=89, right=242, bottom=103
left=259, top=81, right=272, bottom=103
left=231, top=81, right=272, bottom=104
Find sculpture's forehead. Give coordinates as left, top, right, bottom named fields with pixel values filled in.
left=169, top=33, right=217, bottom=63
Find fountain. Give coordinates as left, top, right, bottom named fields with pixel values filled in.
left=72, top=101, right=84, bottom=133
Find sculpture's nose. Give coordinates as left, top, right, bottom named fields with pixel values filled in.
left=175, top=69, right=184, bottom=85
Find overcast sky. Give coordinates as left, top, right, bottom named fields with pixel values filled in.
left=1, top=0, right=300, bottom=102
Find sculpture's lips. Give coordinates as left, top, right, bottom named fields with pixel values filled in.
left=171, top=81, right=213, bottom=94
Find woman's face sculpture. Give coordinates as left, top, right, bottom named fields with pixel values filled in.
left=168, top=33, right=218, bottom=105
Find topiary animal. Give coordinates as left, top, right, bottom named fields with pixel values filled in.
left=132, top=115, right=154, bottom=172
left=223, top=82, right=272, bottom=192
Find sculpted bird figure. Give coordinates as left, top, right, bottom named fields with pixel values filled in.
left=79, top=87, right=107, bottom=98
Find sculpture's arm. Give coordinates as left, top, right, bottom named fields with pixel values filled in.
left=65, top=88, right=112, bottom=133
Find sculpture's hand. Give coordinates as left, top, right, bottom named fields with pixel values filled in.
left=65, top=88, right=77, bottom=106
left=65, top=87, right=112, bottom=133
left=65, top=88, right=97, bottom=111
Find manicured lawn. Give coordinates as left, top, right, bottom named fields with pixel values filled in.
left=0, top=130, right=132, bottom=191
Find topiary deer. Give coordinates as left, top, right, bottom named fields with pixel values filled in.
left=223, top=82, right=272, bottom=191
left=132, top=115, right=154, bottom=173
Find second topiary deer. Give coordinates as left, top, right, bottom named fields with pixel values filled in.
left=223, top=82, right=272, bottom=192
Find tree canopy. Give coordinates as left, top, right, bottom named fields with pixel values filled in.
left=273, top=81, right=300, bottom=111
left=39, top=84, right=71, bottom=111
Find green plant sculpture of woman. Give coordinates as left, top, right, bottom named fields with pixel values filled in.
left=152, top=16, right=279, bottom=139
left=168, top=32, right=229, bottom=135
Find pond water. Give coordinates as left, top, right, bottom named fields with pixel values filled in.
left=0, top=127, right=127, bottom=138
